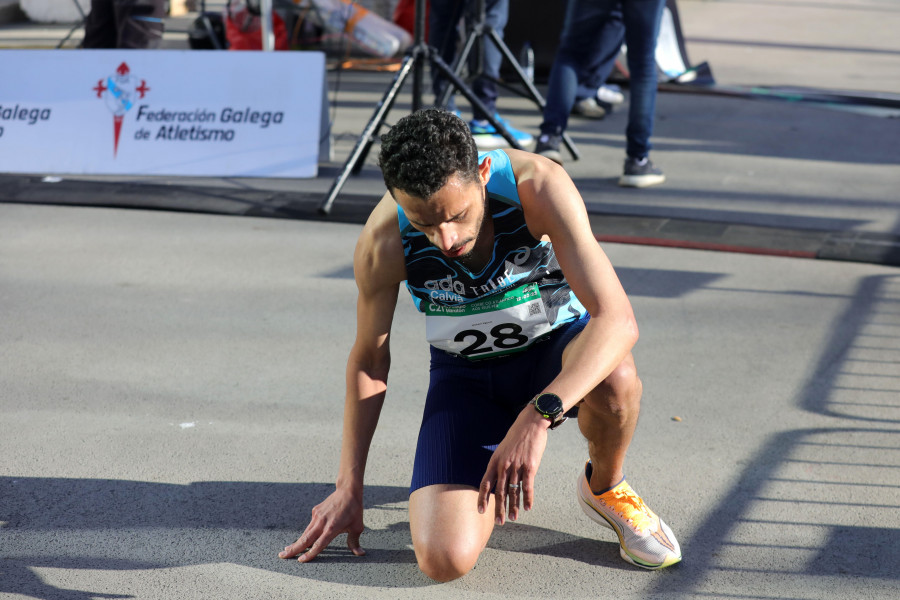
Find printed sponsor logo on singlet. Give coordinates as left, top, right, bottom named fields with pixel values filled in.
left=422, top=246, right=536, bottom=302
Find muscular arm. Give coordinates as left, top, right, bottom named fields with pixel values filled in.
left=337, top=195, right=406, bottom=494
left=510, top=149, right=639, bottom=410
left=280, top=194, right=406, bottom=562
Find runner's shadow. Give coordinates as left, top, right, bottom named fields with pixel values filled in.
left=0, top=477, right=421, bottom=596
left=1, top=476, right=627, bottom=597
left=488, top=522, right=633, bottom=572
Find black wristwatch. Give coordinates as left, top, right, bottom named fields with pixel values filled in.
left=532, top=393, right=567, bottom=429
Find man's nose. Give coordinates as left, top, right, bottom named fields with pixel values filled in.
left=435, top=224, right=458, bottom=251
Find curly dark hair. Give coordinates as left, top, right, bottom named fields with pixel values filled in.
left=378, top=108, right=480, bottom=200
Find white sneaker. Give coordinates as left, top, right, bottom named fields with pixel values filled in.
left=597, top=84, right=625, bottom=106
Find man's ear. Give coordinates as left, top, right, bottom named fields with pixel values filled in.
left=478, top=156, right=492, bottom=185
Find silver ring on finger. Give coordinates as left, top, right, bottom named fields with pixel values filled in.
left=508, top=482, right=520, bottom=491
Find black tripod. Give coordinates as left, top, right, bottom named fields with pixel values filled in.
left=437, top=0, right=580, bottom=160
left=319, top=0, right=521, bottom=214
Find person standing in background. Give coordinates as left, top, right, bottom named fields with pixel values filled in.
left=570, top=4, right=626, bottom=120
left=429, top=0, right=534, bottom=150
left=535, top=0, right=667, bottom=188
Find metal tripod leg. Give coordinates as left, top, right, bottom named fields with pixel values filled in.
left=437, top=18, right=580, bottom=161
left=485, top=28, right=581, bottom=161
left=318, top=0, right=519, bottom=215
left=318, top=51, right=417, bottom=215
left=57, top=0, right=87, bottom=49
left=436, top=24, right=523, bottom=151
left=433, top=53, right=522, bottom=150
left=318, top=45, right=497, bottom=215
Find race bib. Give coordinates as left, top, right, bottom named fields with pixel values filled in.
left=424, top=283, right=552, bottom=359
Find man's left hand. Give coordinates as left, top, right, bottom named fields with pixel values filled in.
left=477, top=409, right=549, bottom=524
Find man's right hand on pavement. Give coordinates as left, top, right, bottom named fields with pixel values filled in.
left=278, top=489, right=366, bottom=562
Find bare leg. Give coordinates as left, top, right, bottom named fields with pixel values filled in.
left=409, top=484, right=496, bottom=582
left=562, top=334, right=642, bottom=492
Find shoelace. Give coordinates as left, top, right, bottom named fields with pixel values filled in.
left=605, top=486, right=656, bottom=533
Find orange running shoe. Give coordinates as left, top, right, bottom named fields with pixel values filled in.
left=576, top=461, right=682, bottom=569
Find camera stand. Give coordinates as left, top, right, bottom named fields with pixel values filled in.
left=319, top=0, right=519, bottom=215
left=438, top=0, right=580, bottom=160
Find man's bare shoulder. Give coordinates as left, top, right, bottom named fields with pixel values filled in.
left=502, top=148, right=584, bottom=239
left=354, top=194, right=407, bottom=290
left=503, top=148, right=555, bottom=181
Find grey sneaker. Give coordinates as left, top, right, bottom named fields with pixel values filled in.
left=534, top=134, right=563, bottom=165
left=572, top=97, right=607, bottom=119
left=619, top=156, right=665, bottom=188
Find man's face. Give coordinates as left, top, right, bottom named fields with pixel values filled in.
left=392, top=160, right=492, bottom=262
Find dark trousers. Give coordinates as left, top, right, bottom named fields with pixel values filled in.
left=540, top=0, right=665, bottom=159
left=429, top=0, right=509, bottom=121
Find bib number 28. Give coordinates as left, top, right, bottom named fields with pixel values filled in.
left=424, top=282, right=552, bottom=359
left=454, top=322, right=530, bottom=356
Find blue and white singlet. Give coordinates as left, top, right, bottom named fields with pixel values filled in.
left=397, top=149, right=588, bottom=359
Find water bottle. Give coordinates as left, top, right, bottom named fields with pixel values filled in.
left=308, top=0, right=412, bottom=57
left=520, top=41, right=535, bottom=83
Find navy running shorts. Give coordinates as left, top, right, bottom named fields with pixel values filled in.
left=410, top=312, right=590, bottom=494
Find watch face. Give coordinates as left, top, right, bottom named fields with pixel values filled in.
left=536, top=393, right=563, bottom=416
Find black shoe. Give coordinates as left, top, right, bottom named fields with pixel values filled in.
left=534, top=134, right=563, bottom=165
left=619, top=156, right=665, bottom=187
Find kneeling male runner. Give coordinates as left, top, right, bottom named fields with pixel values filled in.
left=280, top=109, right=681, bottom=581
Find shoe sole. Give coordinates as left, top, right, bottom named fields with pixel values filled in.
left=576, top=480, right=681, bottom=570
left=618, top=173, right=666, bottom=188
left=572, top=107, right=606, bottom=119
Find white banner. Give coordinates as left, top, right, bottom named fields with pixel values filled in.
left=0, top=50, right=325, bottom=177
